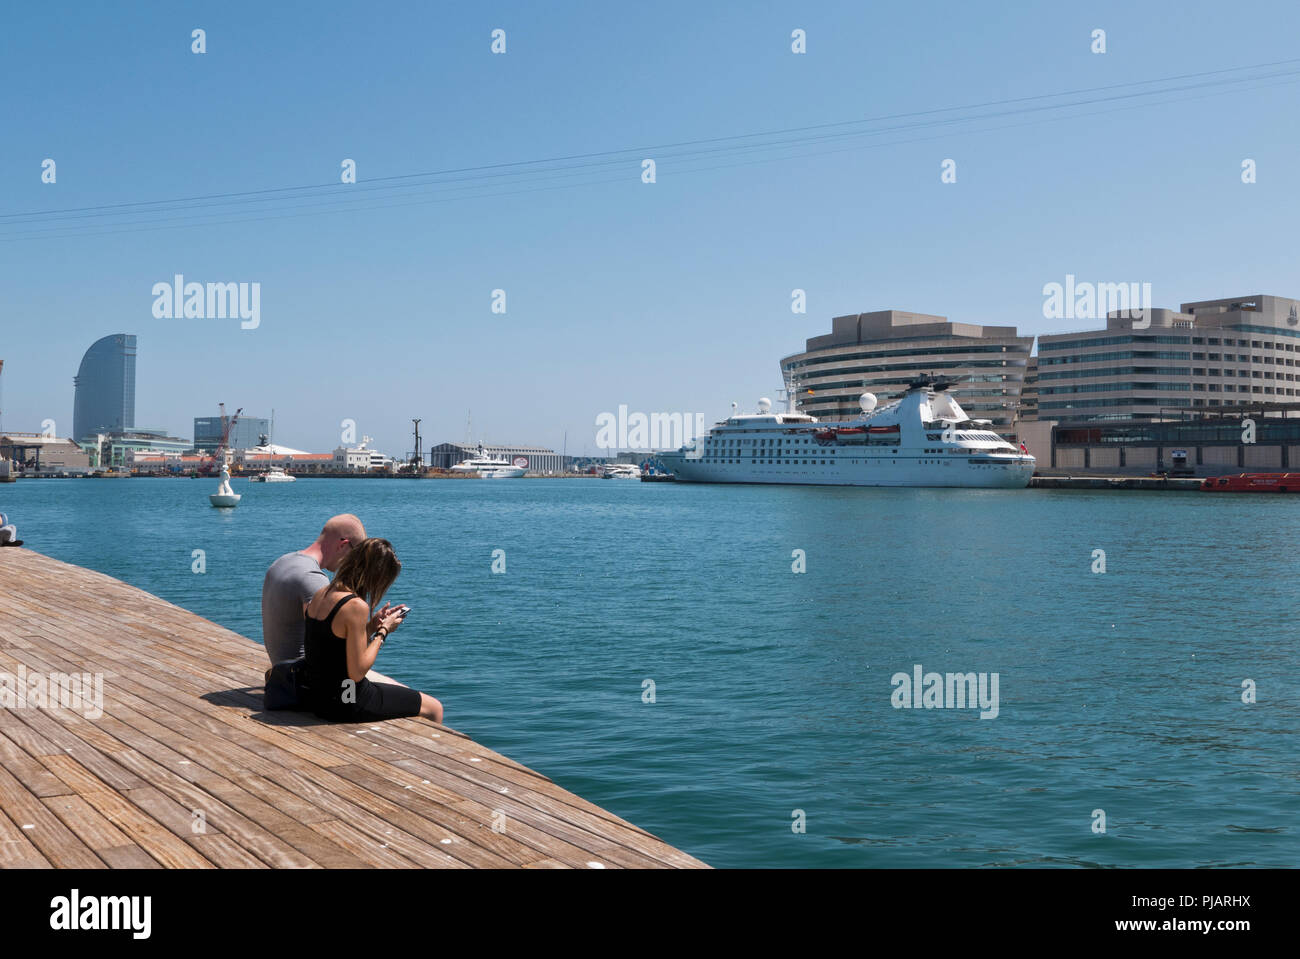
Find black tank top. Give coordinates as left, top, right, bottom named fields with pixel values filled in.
left=303, top=592, right=362, bottom=710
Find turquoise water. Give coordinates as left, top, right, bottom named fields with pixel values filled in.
left=3, top=477, right=1297, bottom=867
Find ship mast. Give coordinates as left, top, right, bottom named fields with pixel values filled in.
left=780, top=370, right=798, bottom=413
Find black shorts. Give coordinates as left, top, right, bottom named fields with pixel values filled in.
left=312, top=678, right=422, bottom=722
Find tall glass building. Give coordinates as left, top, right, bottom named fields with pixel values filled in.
left=193, top=415, right=270, bottom=452
left=73, top=333, right=137, bottom=442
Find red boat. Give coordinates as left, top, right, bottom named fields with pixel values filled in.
left=1201, top=472, right=1300, bottom=493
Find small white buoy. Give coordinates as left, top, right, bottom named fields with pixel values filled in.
left=587, top=861, right=605, bottom=869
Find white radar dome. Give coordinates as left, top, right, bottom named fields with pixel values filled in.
left=757, top=397, right=772, bottom=412
left=859, top=393, right=878, bottom=412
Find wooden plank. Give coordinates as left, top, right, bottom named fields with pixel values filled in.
left=0, top=730, right=74, bottom=798
left=99, top=845, right=162, bottom=869
left=73, top=791, right=214, bottom=869
left=392, top=757, right=663, bottom=869
left=40, top=793, right=136, bottom=853
left=0, top=807, right=54, bottom=868
left=308, top=819, right=424, bottom=869
left=242, top=768, right=473, bottom=868
left=0, top=764, right=106, bottom=868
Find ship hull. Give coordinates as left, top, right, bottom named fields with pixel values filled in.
left=659, top=453, right=1034, bottom=489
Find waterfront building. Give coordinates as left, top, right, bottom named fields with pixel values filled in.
left=80, top=428, right=191, bottom=469
left=428, top=442, right=562, bottom=474
left=72, top=334, right=137, bottom=442
left=1028, top=294, right=1300, bottom=474
left=235, top=443, right=310, bottom=470
left=279, top=453, right=336, bottom=474
left=194, top=414, right=270, bottom=453
left=0, top=433, right=92, bottom=474
left=128, top=452, right=209, bottom=473
left=1035, top=294, right=1300, bottom=422
left=779, top=310, right=1034, bottom=442
left=1044, top=404, right=1300, bottom=475
left=332, top=438, right=395, bottom=473
left=1020, top=356, right=1040, bottom=421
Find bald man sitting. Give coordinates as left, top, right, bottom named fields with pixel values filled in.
left=261, top=514, right=405, bottom=686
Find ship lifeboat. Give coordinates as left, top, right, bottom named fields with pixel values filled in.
left=1201, top=472, right=1300, bottom=493
left=813, top=424, right=900, bottom=446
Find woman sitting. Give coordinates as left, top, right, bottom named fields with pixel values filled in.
left=302, top=538, right=443, bottom=723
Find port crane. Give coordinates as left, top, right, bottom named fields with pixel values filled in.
left=198, top=403, right=242, bottom=475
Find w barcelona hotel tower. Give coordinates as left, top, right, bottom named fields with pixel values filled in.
left=72, top=333, right=137, bottom=442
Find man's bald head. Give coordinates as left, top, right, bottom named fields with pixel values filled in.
left=317, top=513, right=366, bottom=572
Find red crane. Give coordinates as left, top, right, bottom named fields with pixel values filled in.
left=199, top=403, right=242, bottom=475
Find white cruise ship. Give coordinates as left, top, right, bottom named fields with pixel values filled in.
left=659, top=376, right=1034, bottom=488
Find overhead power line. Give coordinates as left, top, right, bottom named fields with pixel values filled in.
left=2, top=57, right=1297, bottom=241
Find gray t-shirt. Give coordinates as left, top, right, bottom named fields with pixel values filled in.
left=261, top=551, right=329, bottom=664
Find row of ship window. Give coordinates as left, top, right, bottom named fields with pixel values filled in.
left=708, top=438, right=816, bottom=445
left=701, top=458, right=951, bottom=466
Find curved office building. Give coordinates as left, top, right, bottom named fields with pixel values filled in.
left=780, top=310, right=1033, bottom=438
left=73, top=333, right=137, bottom=441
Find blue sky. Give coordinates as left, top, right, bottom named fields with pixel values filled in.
left=2, top=1, right=1298, bottom=456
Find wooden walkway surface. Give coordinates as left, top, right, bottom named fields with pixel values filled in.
left=0, top=548, right=706, bottom=869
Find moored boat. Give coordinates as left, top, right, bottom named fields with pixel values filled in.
left=1200, top=472, right=1300, bottom=493
left=450, top=446, right=526, bottom=478
left=601, top=464, right=641, bottom=479
left=248, top=466, right=296, bottom=483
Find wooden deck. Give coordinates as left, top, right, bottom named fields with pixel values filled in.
left=0, top=548, right=706, bottom=869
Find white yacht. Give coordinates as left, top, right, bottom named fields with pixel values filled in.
left=601, top=464, right=641, bottom=479
left=659, top=376, right=1034, bottom=488
left=249, top=466, right=295, bottom=483
left=450, top=446, right=526, bottom=479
